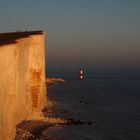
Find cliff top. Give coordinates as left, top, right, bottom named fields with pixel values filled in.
left=0, top=30, right=43, bottom=45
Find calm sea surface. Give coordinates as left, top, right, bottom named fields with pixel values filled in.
left=47, top=73, right=140, bottom=140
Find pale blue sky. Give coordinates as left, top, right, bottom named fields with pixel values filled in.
left=0, top=0, right=140, bottom=73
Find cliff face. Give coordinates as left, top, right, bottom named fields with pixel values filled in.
left=0, top=31, right=46, bottom=140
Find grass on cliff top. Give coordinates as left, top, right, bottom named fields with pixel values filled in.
left=0, top=30, right=43, bottom=45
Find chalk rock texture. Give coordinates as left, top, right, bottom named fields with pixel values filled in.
left=0, top=31, right=46, bottom=140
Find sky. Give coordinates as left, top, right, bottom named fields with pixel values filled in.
left=0, top=0, right=140, bottom=74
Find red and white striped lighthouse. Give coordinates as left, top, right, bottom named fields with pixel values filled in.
left=80, top=69, right=84, bottom=80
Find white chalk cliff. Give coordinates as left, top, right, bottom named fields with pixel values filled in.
left=0, top=31, right=46, bottom=140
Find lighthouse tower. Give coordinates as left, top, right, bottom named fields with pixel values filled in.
left=80, top=69, right=84, bottom=80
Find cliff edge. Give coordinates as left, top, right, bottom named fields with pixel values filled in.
left=0, top=31, right=46, bottom=140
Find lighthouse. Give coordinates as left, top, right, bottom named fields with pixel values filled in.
left=80, top=69, right=84, bottom=80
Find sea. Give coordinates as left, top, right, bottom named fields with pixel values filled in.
left=46, top=72, right=140, bottom=140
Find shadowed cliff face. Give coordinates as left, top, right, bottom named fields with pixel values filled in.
left=0, top=31, right=46, bottom=140
left=0, top=31, right=43, bottom=45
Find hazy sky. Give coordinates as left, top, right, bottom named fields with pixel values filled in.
left=0, top=0, right=140, bottom=73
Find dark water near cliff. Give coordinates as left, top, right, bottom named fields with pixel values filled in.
left=47, top=73, right=140, bottom=140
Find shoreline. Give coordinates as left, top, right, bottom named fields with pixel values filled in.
left=14, top=78, right=66, bottom=139
left=14, top=77, right=93, bottom=140
left=46, top=77, right=65, bottom=86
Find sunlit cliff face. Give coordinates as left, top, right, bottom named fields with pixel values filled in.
left=0, top=31, right=46, bottom=140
